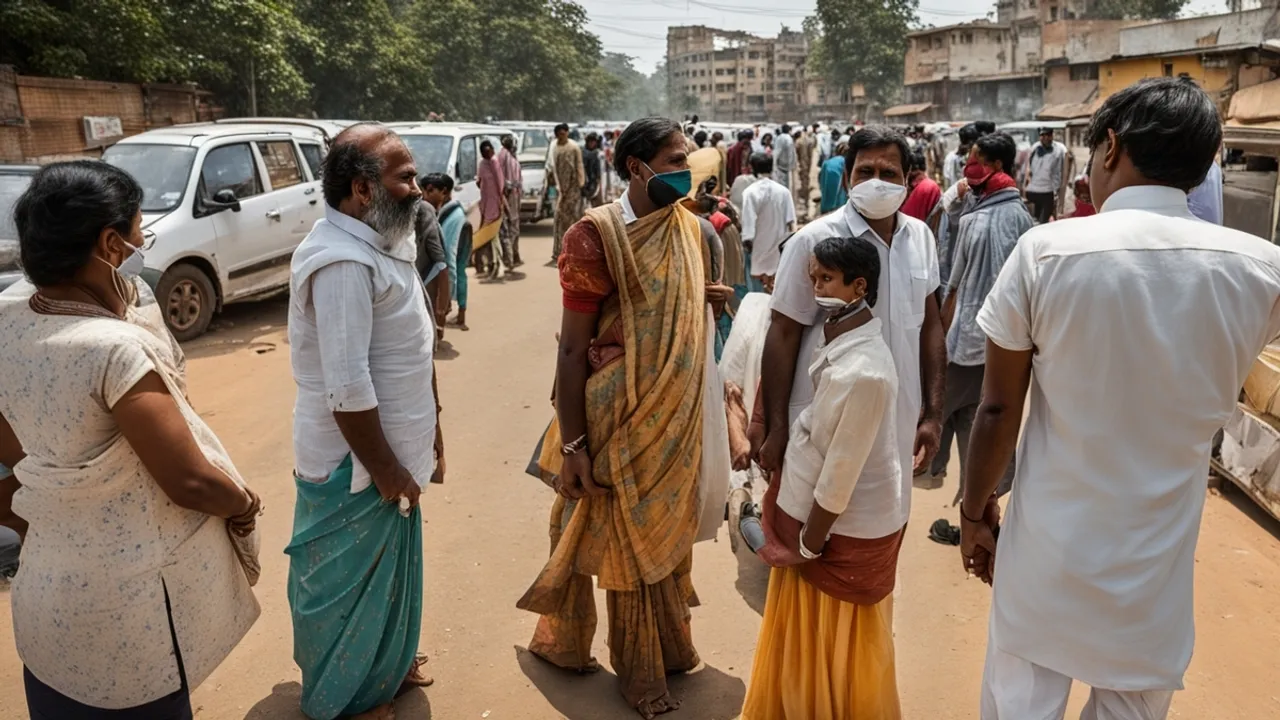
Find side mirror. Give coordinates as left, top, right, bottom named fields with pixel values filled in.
left=211, top=189, right=241, bottom=212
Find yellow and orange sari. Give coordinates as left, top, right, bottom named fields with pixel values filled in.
left=519, top=202, right=707, bottom=714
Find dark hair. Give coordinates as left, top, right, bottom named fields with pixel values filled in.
left=14, top=160, right=143, bottom=287
left=845, top=125, right=911, bottom=175
left=749, top=152, right=773, bottom=175
left=974, top=120, right=997, bottom=135
left=711, top=131, right=724, bottom=142
left=974, top=132, right=1018, bottom=175
left=554, top=123, right=570, bottom=134
left=586, top=132, right=600, bottom=145
left=1085, top=77, right=1221, bottom=191
left=694, top=130, right=708, bottom=146
left=322, top=123, right=388, bottom=209
left=420, top=172, right=454, bottom=192
left=738, top=129, right=754, bottom=141
left=780, top=123, right=791, bottom=134
left=813, top=236, right=881, bottom=307
left=690, top=114, right=699, bottom=123
left=479, top=139, right=494, bottom=153
left=909, top=149, right=927, bottom=173
left=958, top=123, right=979, bottom=146
left=613, top=116, right=683, bottom=181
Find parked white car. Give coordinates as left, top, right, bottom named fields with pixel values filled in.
left=101, top=120, right=346, bottom=340
left=386, top=121, right=516, bottom=238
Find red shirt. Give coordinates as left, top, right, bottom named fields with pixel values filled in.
left=901, top=176, right=941, bottom=222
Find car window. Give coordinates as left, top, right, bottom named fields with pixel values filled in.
left=102, top=144, right=197, bottom=212
left=299, top=142, right=324, bottom=179
left=457, top=136, right=478, bottom=183
left=399, top=134, right=454, bottom=176
left=257, top=140, right=304, bottom=190
left=201, top=143, right=263, bottom=200
left=0, top=173, right=33, bottom=240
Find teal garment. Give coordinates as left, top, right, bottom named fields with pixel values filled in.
left=819, top=155, right=847, bottom=215
left=439, top=200, right=467, bottom=308
left=286, top=456, right=423, bottom=720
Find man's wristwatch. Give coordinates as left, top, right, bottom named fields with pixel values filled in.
left=798, top=523, right=824, bottom=560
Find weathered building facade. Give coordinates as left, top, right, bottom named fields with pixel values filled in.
left=897, top=20, right=1041, bottom=122
left=666, top=25, right=809, bottom=122
left=1099, top=8, right=1280, bottom=113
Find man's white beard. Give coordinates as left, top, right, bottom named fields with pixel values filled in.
left=364, top=182, right=417, bottom=251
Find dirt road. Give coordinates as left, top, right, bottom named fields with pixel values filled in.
left=2, top=223, right=1279, bottom=719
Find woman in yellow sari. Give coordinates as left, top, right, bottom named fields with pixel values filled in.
left=518, top=118, right=732, bottom=718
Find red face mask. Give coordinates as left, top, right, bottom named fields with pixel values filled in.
left=964, top=159, right=994, bottom=188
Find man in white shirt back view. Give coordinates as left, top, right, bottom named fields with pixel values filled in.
left=741, top=152, right=796, bottom=292
left=962, top=77, right=1280, bottom=720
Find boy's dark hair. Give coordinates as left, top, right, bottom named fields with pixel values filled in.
left=974, top=132, right=1018, bottom=175
left=554, top=122, right=570, bottom=134
left=1085, top=76, right=1221, bottom=191
left=749, top=152, right=773, bottom=175
left=813, top=236, right=881, bottom=307
left=420, top=172, right=454, bottom=192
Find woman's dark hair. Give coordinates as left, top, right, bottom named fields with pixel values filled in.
left=813, top=236, right=881, bottom=307
left=420, top=172, right=454, bottom=192
left=1085, top=76, right=1221, bottom=191
left=845, top=125, right=912, bottom=175
left=322, top=123, right=386, bottom=209
left=14, top=160, right=143, bottom=287
left=749, top=152, right=773, bottom=175
left=613, top=116, right=683, bottom=181
left=974, top=132, right=1018, bottom=175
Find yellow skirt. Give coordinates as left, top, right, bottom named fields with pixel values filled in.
left=741, top=567, right=901, bottom=720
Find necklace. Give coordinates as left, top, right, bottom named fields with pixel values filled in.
left=29, top=291, right=120, bottom=320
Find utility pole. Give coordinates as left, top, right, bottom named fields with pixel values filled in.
left=247, top=57, right=258, bottom=117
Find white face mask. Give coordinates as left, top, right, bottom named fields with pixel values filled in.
left=814, top=296, right=848, bottom=310
left=96, top=241, right=144, bottom=309
left=848, top=179, right=908, bottom=220
left=117, top=243, right=145, bottom=278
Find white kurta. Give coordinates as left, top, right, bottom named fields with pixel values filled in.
left=0, top=280, right=259, bottom=708
left=977, top=185, right=1280, bottom=691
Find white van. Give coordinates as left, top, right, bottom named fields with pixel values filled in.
left=387, top=121, right=516, bottom=238
left=102, top=120, right=346, bottom=340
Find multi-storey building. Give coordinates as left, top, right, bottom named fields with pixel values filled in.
left=666, top=26, right=809, bottom=122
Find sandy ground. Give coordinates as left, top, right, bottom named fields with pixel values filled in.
left=2, top=223, right=1280, bottom=719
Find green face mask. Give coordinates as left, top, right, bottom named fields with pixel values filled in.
left=642, top=161, right=693, bottom=207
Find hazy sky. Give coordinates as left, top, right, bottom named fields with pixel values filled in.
left=578, top=0, right=1232, bottom=73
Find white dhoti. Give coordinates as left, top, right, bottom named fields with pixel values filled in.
left=981, top=635, right=1174, bottom=720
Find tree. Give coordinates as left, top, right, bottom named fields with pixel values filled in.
left=1090, top=0, right=1188, bottom=19
left=809, top=0, right=918, bottom=107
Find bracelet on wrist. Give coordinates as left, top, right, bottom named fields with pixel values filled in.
left=561, top=433, right=588, bottom=456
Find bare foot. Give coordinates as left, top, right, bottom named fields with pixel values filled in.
left=350, top=703, right=395, bottom=720
left=636, top=694, right=681, bottom=720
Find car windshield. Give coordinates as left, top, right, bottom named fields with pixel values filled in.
left=102, top=144, right=198, bottom=213
left=400, top=135, right=454, bottom=176
left=0, top=173, right=32, bottom=241
left=519, top=130, right=550, bottom=153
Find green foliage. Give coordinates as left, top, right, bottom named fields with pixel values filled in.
left=809, top=0, right=918, bottom=106
left=0, top=0, right=632, bottom=121
left=1090, top=0, right=1188, bottom=20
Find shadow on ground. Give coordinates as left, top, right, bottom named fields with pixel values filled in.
left=734, top=541, right=770, bottom=616
left=184, top=295, right=290, bottom=361
left=242, top=681, right=431, bottom=719
left=516, top=646, right=745, bottom=720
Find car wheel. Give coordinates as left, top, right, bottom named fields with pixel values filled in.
left=157, top=263, right=217, bottom=342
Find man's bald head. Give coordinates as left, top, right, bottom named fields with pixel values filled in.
left=322, top=122, right=415, bottom=212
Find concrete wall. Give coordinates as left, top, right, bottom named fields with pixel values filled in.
left=667, top=25, right=808, bottom=121
left=1118, top=9, right=1274, bottom=58
left=1100, top=54, right=1234, bottom=99
left=1042, top=19, right=1129, bottom=65
left=1044, top=64, right=1099, bottom=105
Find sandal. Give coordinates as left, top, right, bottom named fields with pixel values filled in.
left=928, top=518, right=960, bottom=546
left=402, top=654, right=433, bottom=688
